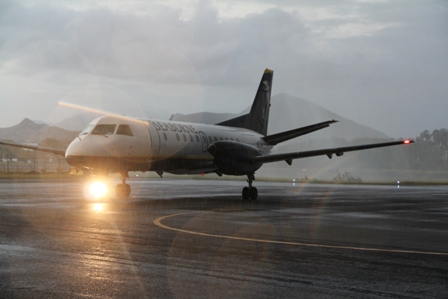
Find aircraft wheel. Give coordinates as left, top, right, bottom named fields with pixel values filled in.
left=124, top=184, right=131, bottom=197
left=116, top=184, right=131, bottom=198
left=242, top=187, right=250, bottom=200
left=116, top=184, right=124, bottom=197
left=249, top=187, right=258, bottom=200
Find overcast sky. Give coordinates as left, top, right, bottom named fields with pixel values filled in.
left=1, top=0, right=447, bottom=138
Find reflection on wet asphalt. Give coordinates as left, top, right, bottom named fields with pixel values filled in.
left=0, top=178, right=447, bottom=298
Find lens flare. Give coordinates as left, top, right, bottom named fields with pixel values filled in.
left=92, top=203, right=104, bottom=212
left=88, top=181, right=108, bottom=199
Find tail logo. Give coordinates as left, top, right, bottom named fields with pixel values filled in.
left=262, top=80, right=270, bottom=91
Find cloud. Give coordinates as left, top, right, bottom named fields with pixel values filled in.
left=0, top=2, right=306, bottom=82
left=0, top=0, right=447, bottom=138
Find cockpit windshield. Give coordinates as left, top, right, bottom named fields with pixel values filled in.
left=116, top=124, right=134, bottom=136
left=79, top=123, right=134, bottom=137
left=79, top=124, right=94, bottom=136
left=91, top=124, right=116, bottom=135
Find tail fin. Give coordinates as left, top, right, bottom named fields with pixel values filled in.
left=216, top=69, right=273, bottom=136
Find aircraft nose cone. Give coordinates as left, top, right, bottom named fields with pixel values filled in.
left=65, top=136, right=82, bottom=154
left=65, top=138, right=82, bottom=166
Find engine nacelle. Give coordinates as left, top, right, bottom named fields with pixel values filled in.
left=207, top=141, right=263, bottom=176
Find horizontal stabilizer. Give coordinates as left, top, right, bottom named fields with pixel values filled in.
left=252, top=139, right=414, bottom=164
left=262, top=120, right=337, bottom=145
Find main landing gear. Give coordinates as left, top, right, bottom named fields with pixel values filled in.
left=116, top=172, right=131, bottom=198
left=242, top=174, right=258, bottom=200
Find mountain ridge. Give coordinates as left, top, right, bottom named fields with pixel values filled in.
left=0, top=118, right=78, bottom=145
left=1, top=93, right=389, bottom=146
left=172, top=93, right=389, bottom=142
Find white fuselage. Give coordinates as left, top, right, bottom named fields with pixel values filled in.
left=65, top=115, right=271, bottom=175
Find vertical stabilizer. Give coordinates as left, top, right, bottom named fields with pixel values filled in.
left=217, top=69, right=273, bottom=136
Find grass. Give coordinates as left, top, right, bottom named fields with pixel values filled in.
left=257, top=176, right=448, bottom=186
left=0, top=172, right=447, bottom=186
left=0, top=172, right=81, bottom=180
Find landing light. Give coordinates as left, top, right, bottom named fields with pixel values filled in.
left=92, top=203, right=104, bottom=212
left=87, top=181, right=109, bottom=200
left=404, top=139, right=411, bottom=144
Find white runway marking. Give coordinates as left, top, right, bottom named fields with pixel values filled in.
left=154, top=211, right=448, bottom=256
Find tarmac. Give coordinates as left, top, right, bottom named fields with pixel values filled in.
left=0, top=178, right=447, bottom=298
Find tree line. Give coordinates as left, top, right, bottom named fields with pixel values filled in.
left=346, top=128, right=448, bottom=171
left=408, top=128, right=448, bottom=170
left=273, top=128, right=448, bottom=172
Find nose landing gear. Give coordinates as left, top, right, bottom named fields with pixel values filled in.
left=116, top=182, right=131, bottom=197
left=116, top=172, right=131, bottom=198
left=242, top=174, right=258, bottom=200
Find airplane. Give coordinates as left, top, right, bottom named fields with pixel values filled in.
left=0, top=69, right=413, bottom=200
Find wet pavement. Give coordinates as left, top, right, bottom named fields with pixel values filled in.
left=0, top=178, right=447, bottom=298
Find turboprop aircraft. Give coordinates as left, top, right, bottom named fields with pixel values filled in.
left=0, top=69, right=413, bottom=200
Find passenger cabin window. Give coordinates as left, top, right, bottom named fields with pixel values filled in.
left=116, top=124, right=134, bottom=136
left=92, top=124, right=116, bottom=135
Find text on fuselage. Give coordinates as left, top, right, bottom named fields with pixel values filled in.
left=152, top=121, right=198, bottom=134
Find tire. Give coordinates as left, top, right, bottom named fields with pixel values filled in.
left=116, top=184, right=131, bottom=198
left=242, top=187, right=250, bottom=200
left=249, top=187, right=258, bottom=200
left=124, top=184, right=131, bottom=197
left=116, top=184, right=124, bottom=197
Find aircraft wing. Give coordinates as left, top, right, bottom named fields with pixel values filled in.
left=252, top=140, right=413, bottom=165
left=0, top=141, right=66, bottom=156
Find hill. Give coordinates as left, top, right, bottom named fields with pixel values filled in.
left=53, top=112, right=103, bottom=131
left=35, top=93, right=390, bottom=142
left=0, top=105, right=443, bottom=181
left=172, top=93, right=389, bottom=142
left=0, top=118, right=79, bottom=145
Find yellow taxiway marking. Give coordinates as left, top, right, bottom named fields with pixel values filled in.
left=154, top=211, right=448, bottom=257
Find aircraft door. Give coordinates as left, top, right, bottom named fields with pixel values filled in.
left=147, top=122, right=160, bottom=158
left=199, top=131, right=208, bottom=152
left=116, top=122, right=152, bottom=159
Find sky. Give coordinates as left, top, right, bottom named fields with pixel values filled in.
left=1, top=0, right=447, bottom=138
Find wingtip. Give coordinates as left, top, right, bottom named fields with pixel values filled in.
left=264, top=68, right=273, bottom=74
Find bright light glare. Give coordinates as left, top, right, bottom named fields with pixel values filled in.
left=89, top=181, right=108, bottom=199
left=92, top=203, right=104, bottom=212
